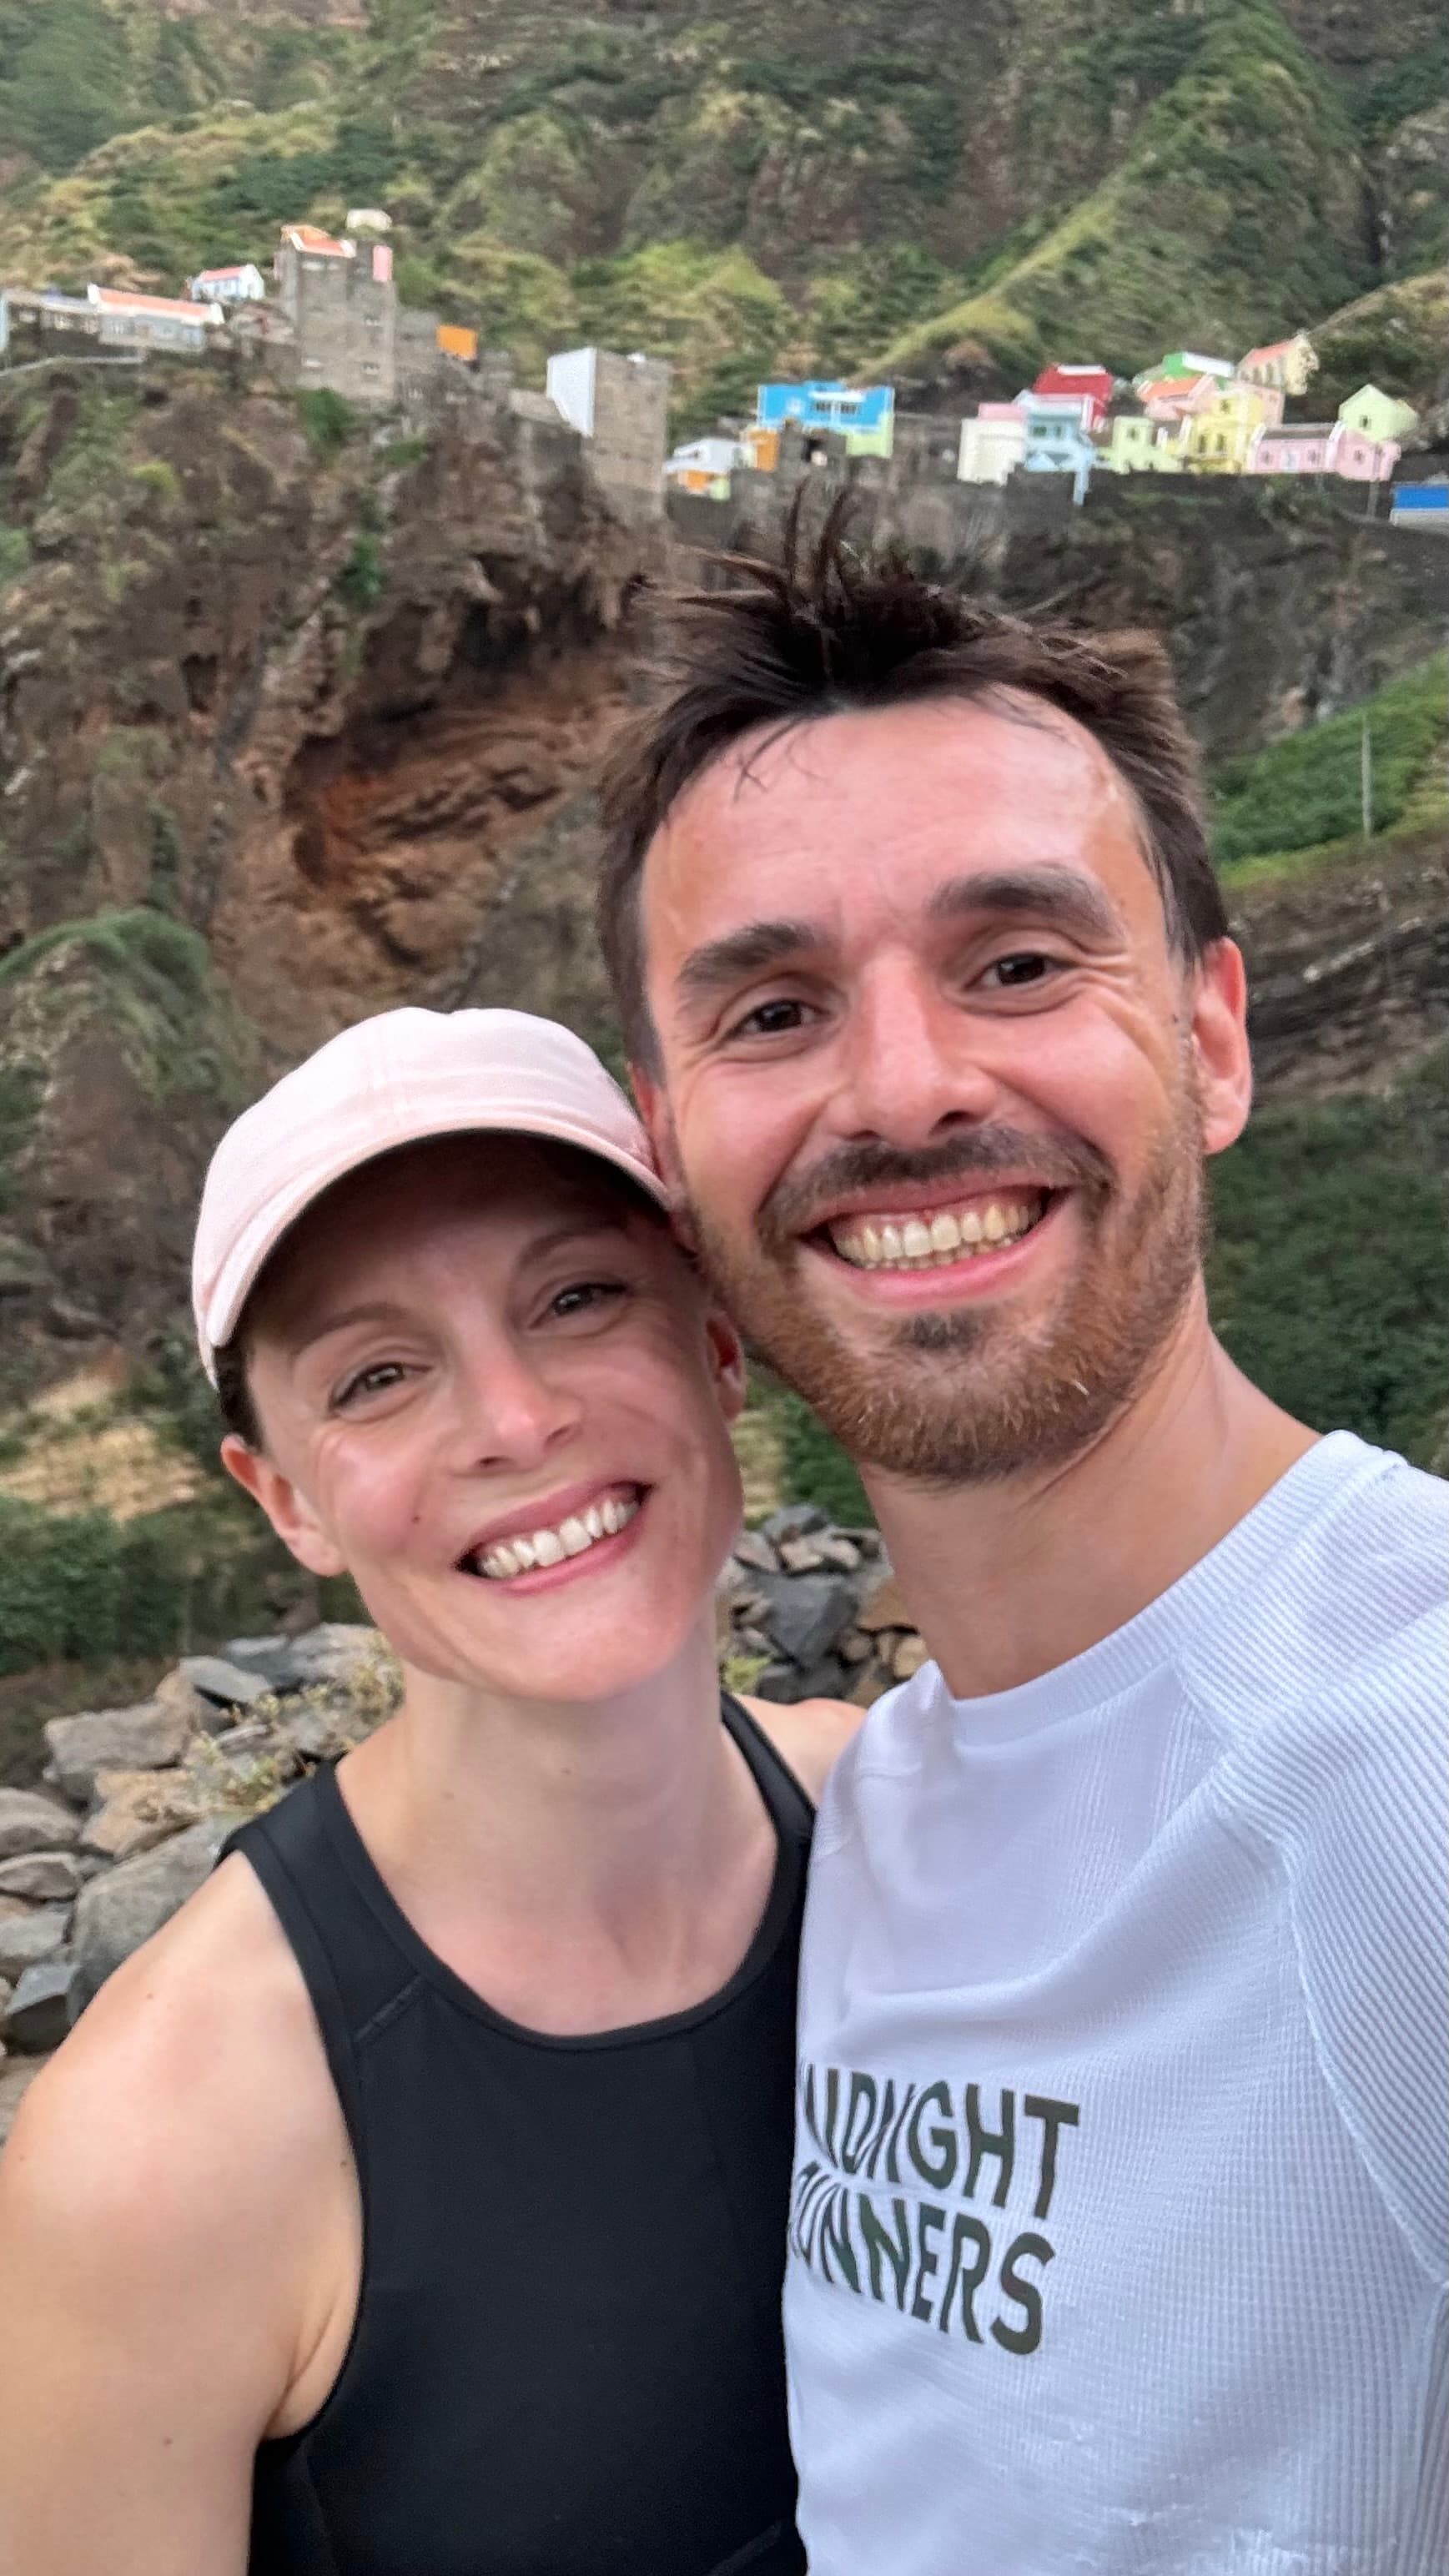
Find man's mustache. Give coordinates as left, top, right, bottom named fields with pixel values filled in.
left=756, top=1128, right=1115, bottom=1252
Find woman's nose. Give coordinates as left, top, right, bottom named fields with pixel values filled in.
left=446, top=1343, right=582, bottom=1474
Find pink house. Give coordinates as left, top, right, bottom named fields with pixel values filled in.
left=1245, top=422, right=1399, bottom=480
left=1138, top=371, right=1221, bottom=425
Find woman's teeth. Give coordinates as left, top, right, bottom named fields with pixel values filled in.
left=829, top=1195, right=1044, bottom=1271
left=472, top=1492, right=640, bottom=1582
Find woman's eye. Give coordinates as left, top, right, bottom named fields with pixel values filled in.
left=335, top=1361, right=408, bottom=1409
left=732, top=997, right=814, bottom=1039
left=982, top=952, right=1056, bottom=989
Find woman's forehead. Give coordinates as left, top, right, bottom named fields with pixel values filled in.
left=253, top=1135, right=650, bottom=1340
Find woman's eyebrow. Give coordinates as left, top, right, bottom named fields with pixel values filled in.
left=287, top=1300, right=407, bottom=1361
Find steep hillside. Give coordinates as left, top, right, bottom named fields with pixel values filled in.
left=0, top=2, right=1441, bottom=425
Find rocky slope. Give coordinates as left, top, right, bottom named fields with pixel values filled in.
left=0, top=2, right=1443, bottom=422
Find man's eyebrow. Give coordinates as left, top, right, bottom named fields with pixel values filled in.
left=675, top=917, right=823, bottom=1009
left=928, top=867, right=1122, bottom=943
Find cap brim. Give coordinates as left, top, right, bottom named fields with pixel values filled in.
left=200, top=1110, right=670, bottom=1381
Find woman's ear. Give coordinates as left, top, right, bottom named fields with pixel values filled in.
left=702, top=1308, right=748, bottom=1424
left=221, top=1435, right=348, bottom=1578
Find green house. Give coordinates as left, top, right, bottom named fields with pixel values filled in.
left=1338, top=384, right=1418, bottom=445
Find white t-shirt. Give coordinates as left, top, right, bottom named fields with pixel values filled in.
left=786, top=1432, right=1447, bottom=2575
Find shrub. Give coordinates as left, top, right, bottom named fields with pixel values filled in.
left=336, top=529, right=385, bottom=610
left=296, top=386, right=356, bottom=454
left=1211, top=655, right=1448, bottom=865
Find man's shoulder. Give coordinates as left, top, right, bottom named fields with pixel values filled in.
left=1, top=1848, right=335, bottom=2260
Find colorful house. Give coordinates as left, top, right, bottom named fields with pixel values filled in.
left=739, top=421, right=780, bottom=471
left=1245, top=420, right=1399, bottom=480
left=1237, top=332, right=1317, bottom=397
left=1337, top=383, right=1418, bottom=445
left=663, top=435, right=743, bottom=499
left=1137, top=371, right=1223, bottom=427
left=187, top=262, right=266, bottom=305
left=1020, top=400, right=1096, bottom=502
left=1140, top=350, right=1235, bottom=385
left=1031, top=363, right=1114, bottom=431
left=957, top=402, right=1028, bottom=486
left=1180, top=376, right=1283, bottom=472
left=755, top=380, right=895, bottom=460
left=1100, top=411, right=1181, bottom=473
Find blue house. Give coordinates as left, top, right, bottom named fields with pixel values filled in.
left=1020, top=398, right=1097, bottom=505
left=755, top=379, right=895, bottom=459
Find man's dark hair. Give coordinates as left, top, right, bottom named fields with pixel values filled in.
left=597, top=503, right=1229, bottom=1068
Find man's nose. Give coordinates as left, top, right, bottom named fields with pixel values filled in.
left=825, top=962, right=1000, bottom=1147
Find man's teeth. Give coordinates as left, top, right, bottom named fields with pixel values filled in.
left=474, top=1492, right=640, bottom=1581
left=829, top=1197, right=1044, bottom=1270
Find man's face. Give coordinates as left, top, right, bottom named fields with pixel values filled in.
left=634, top=695, right=1250, bottom=1484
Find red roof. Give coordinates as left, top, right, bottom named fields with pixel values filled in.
left=192, top=264, right=254, bottom=282
left=1034, top=363, right=1114, bottom=398
left=279, top=224, right=350, bottom=257
left=91, top=287, right=220, bottom=321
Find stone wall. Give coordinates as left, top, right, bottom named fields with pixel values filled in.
left=0, top=1521, right=926, bottom=2072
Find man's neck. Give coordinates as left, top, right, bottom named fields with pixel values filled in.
left=864, top=1293, right=1317, bottom=1701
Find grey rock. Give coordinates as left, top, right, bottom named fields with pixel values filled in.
left=70, top=1816, right=232, bottom=2017
left=760, top=1503, right=829, bottom=1544
left=777, top=1537, right=828, bottom=1572
left=0, top=1908, right=71, bottom=1983
left=5, top=1955, right=78, bottom=2053
left=818, top=1536, right=863, bottom=1573
left=0, top=1850, right=84, bottom=1902
left=750, top=1662, right=804, bottom=1703
left=0, top=1788, right=81, bottom=1859
left=0, top=1975, right=11, bottom=2023
left=44, top=1698, right=195, bottom=1805
left=219, top=1636, right=309, bottom=1694
left=731, top=1530, right=780, bottom=1576
left=284, top=1623, right=383, bottom=1688
left=178, top=1655, right=272, bottom=1711
left=753, top=1569, right=858, bottom=1671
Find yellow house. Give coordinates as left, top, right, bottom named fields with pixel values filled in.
left=1102, top=412, right=1181, bottom=473
left=1179, top=376, right=1281, bottom=473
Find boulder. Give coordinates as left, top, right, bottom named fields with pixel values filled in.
left=70, top=1815, right=232, bottom=2016
left=760, top=1503, right=829, bottom=1545
left=285, top=1623, right=385, bottom=1688
left=0, top=1788, right=81, bottom=1859
left=730, top=1530, right=780, bottom=1576
left=0, top=1850, right=84, bottom=1903
left=80, top=1768, right=199, bottom=1863
left=855, top=1573, right=911, bottom=1634
left=5, top=1956, right=78, bottom=2053
left=752, top=1570, right=858, bottom=1672
left=44, top=1698, right=195, bottom=1806
left=0, top=1907, right=70, bottom=1984
left=892, top=1634, right=929, bottom=1682
left=219, top=1635, right=310, bottom=1695
left=178, top=1654, right=272, bottom=1712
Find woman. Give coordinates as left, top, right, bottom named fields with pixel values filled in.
left=0, top=1007, right=858, bottom=2576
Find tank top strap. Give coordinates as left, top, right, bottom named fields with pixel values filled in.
left=224, top=1764, right=420, bottom=2150
left=721, top=1692, right=816, bottom=1838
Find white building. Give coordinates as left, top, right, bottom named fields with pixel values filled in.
left=187, top=263, right=266, bottom=306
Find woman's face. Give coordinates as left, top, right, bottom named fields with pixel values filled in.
left=225, top=1134, right=747, bottom=1706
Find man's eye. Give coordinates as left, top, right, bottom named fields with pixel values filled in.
left=732, top=997, right=813, bottom=1038
left=550, top=1281, right=625, bottom=1321
left=982, top=953, right=1055, bottom=989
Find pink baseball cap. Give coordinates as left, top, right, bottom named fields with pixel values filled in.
left=192, top=1007, right=667, bottom=1382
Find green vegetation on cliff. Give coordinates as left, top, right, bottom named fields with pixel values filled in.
left=1210, top=654, right=1448, bottom=868
left=0, top=2, right=1440, bottom=421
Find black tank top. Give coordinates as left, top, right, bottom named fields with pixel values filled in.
left=226, top=1696, right=813, bottom=2576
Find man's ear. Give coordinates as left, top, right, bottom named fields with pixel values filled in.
left=221, top=1435, right=348, bottom=1578
left=631, top=1064, right=698, bottom=1251
left=1190, top=937, right=1252, bottom=1157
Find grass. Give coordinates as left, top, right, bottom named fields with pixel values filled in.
left=1211, top=655, right=1448, bottom=870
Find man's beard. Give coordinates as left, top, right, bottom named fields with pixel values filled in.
left=683, top=1095, right=1205, bottom=1487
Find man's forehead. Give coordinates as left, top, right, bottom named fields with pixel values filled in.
left=644, top=693, right=1147, bottom=935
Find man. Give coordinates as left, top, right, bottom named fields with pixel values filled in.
left=596, top=521, right=1447, bottom=2571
